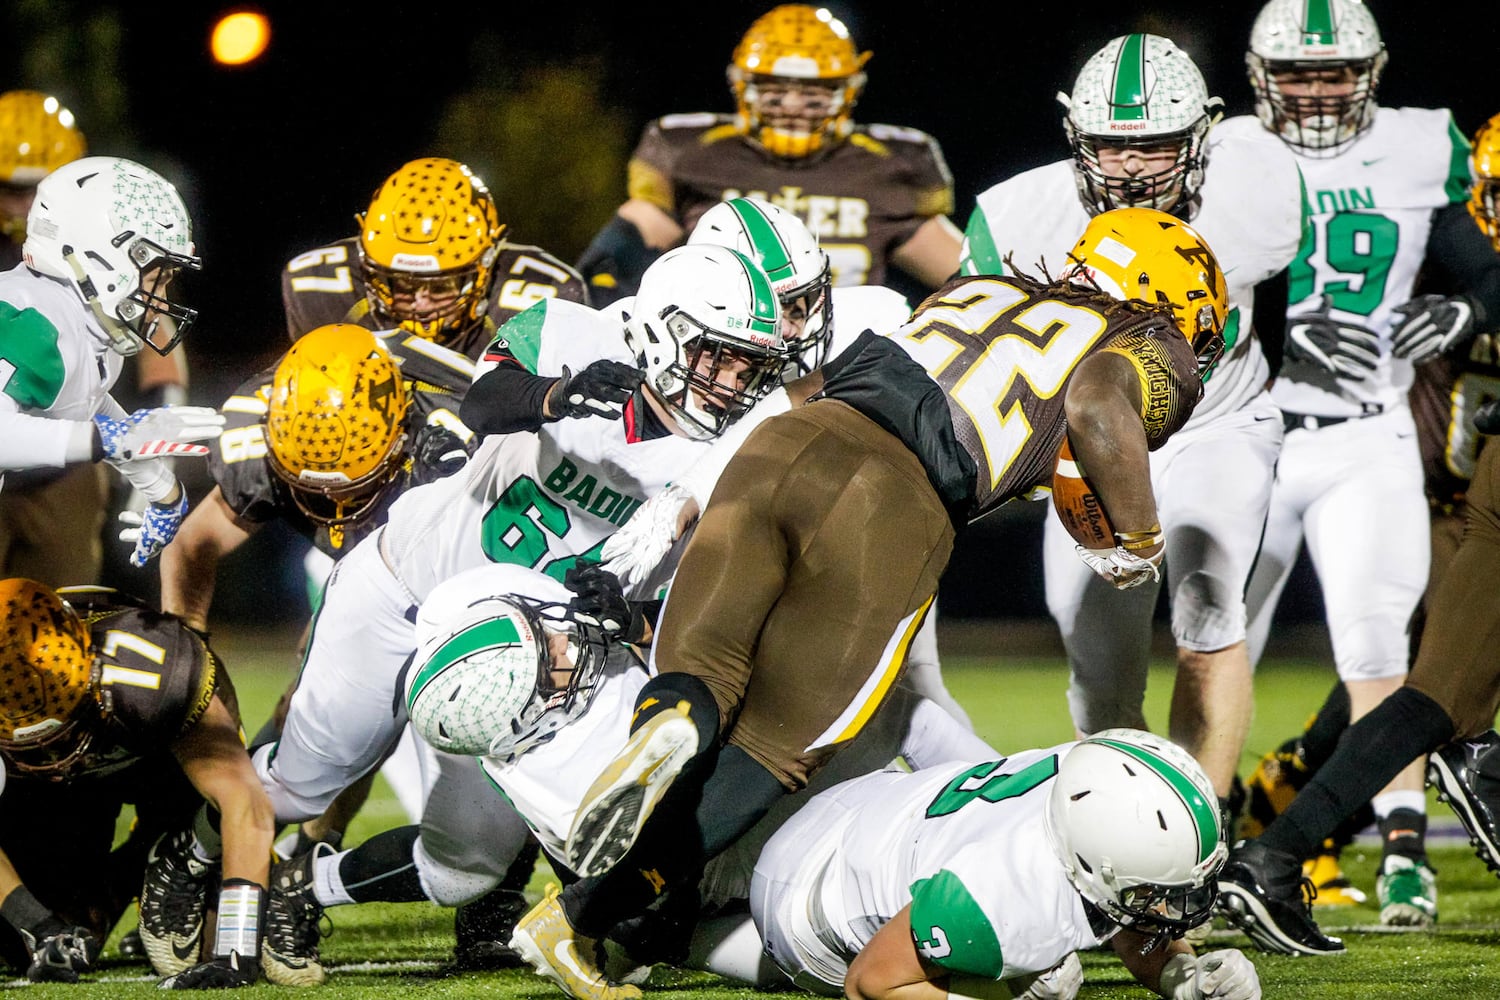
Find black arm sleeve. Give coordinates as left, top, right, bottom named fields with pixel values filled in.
left=576, top=214, right=663, bottom=308
left=1252, top=267, right=1290, bottom=381
left=459, top=364, right=559, bottom=436
left=1425, top=202, right=1500, bottom=327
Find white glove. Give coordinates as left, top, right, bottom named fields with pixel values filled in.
left=601, top=484, right=697, bottom=593
left=1390, top=294, right=1476, bottom=363
left=118, top=491, right=189, bottom=568
left=1075, top=543, right=1163, bottom=590
left=1159, top=950, right=1261, bottom=1000
left=93, top=406, right=223, bottom=462
left=1015, top=953, right=1083, bottom=1000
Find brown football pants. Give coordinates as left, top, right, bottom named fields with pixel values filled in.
left=653, top=399, right=956, bottom=789
left=0, top=463, right=109, bottom=587
left=1407, top=440, right=1500, bottom=737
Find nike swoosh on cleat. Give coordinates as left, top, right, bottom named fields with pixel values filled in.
left=553, top=940, right=600, bottom=985
left=171, top=933, right=202, bottom=963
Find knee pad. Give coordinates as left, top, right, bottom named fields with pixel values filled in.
left=1334, top=613, right=1413, bottom=682
left=1170, top=569, right=1246, bottom=652
left=414, top=835, right=501, bottom=907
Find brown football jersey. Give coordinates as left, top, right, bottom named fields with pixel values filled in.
left=280, top=236, right=588, bottom=361
left=628, top=113, right=954, bottom=288
left=1409, top=331, right=1500, bottom=509
left=818, top=275, right=1202, bottom=522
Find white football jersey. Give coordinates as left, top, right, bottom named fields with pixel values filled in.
left=1217, top=108, right=1472, bottom=416
left=754, top=745, right=1108, bottom=984
left=380, top=298, right=711, bottom=604
left=0, top=265, right=125, bottom=473
left=827, top=285, right=910, bottom=356
left=960, top=129, right=1305, bottom=425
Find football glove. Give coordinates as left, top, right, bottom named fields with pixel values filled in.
left=93, top=406, right=224, bottom=462
left=1390, top=294, right=1477, bottom=363
left=1476, top=398, right=1500, bottom=435
left=1075, top=543, right=1163, bottom=590
left=157, top=951, right=259, bottom=990
left=600, top=484, right=698, bottom=594
left=20, top=926, right=100, bottom=984
left=412, top=423, right=471, bottom=486
left=1286, top=294, right=1380, bottom=382
left=119, top=490, right=190, bottom=568
left=1159, top=949, right=1261, bottom=1000
left=548, top=360, right=643, bottom=421
left=566, top=562, right=649, bottom=643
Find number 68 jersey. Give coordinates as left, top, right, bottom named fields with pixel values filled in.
left=751, top=745, right=1108, bottom=989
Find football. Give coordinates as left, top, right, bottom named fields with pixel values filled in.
left=1052, top=435, right=1114, bottom=549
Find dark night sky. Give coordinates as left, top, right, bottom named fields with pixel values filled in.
left=4, top=1, right=1495, bottom=621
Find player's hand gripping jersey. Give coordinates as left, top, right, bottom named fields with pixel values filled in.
left=209, top=329, right=478, bottom=557
left=960, top=126, right=1305, bottom=426
left=1217, top=109, right=1472, bottom=416
left=3, top=587, right=222, bottom=781
left=281, top=236, right=588, bottom=361
left=817, top=274, right=1202, bottom=523
left=629, top=114, right=954, bottom=288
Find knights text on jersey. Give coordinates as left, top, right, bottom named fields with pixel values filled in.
left=961, top=128, right=1305, bottom=426
left=280, top=236, right=588, bottom=360
left=1216, top=108, right=1472, bottom=416
left=210, top=330, right=476, bottom=557
left=819, top=275, right=1201, bottom=521
left=1410, top=332, right=1500, bottom=507
left=628, top=113, right=955, bottom=288
left=7, top=589, right=218, bottom=779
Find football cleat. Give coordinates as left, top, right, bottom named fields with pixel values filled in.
left=1377, top=855, right=1437, bottom=928
left=116, top=928, right=145, bottom=961
left=1428, top=732, right=1500, bottom=875
left=1303, top=850, right=1366, bottom=907
left=1216, top=840, right=1344, bottom=955
left=565, top=700, right=700, bottom=878
left=509, top=884, right=642, bottom=1000
left=263, top=842, right=332, bottom=986
left=137, top=830, right=216, bottom=976
left=454, top=887, right=529, bottom=970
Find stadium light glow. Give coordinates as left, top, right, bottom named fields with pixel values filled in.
left=211, top=11, right=271, bottom=66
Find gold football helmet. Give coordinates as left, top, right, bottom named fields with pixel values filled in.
left=1067, top=206, right=1228, bottom=378
left=0, top=90, right=86, bottom=243
left=266, top=324, right=411, bottom=538
left=0, top=578, right=101, bottom=777
left=728, top=5, right=870, bottom=159
left=1470, top=113, right=1500, bottom=252
left=357, top=157, right=506, bottom=345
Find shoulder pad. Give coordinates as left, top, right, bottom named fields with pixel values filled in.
left=657, top=112, right=723, bottom=130
left=862, top=123, right=938, bottom=146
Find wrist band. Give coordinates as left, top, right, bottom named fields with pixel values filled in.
left=1114, top=525, right=1163, bottom=552
left=214, top=880, right=264, bottom=959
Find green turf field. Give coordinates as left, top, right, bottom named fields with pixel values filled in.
left=12, top=643, right=1500, bottom=997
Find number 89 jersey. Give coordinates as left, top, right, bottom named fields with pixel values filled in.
left=1218, top=108, right=1472, bottom=416
left=820, top=275, right=1202, bottom=522
left=751, top=745, right=1108, bottom=988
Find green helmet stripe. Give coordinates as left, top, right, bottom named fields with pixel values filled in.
left=728, top=199, right=796, bottom=285
left=1109, top=34, right=1149, bottom=121
left=406, top=617, right=523, bottom=707
left=1094, top=737, right=1219, bottom=863
left=1302, top=0, right=1336, bottom=44
left=726, top=248, right=780, bottom=339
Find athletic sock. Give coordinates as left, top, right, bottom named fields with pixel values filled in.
left=330, top=824, right=426, bottom=904
left=1261, top=687, right=1454, bottom=861
left=1300, top=681, right=1351, bottom=771
left=1378, top=808, right=1430, bottom=864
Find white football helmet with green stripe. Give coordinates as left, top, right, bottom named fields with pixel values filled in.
left=1247, top=0, right=1387, bottom=156
left=624, top=243, right=786, bottom=440
left=1059, top=33, right=1221, bottom=216
left=1044, top=728, right=1227, bottom=940
left=406, top=588, right=608, bottom=761
left=688, top=197, right=833, bottom=373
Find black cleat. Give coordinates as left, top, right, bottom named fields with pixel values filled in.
left=137, top=830, right=216, bottom=976
left=1429, top=731, right=1500, bottom=875
left=454, top=888, right=529, bottom=970
left=1216, top=839, right=1344, bottom=956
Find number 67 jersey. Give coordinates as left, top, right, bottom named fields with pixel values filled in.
left=750, top=745, right=1108, bottom=990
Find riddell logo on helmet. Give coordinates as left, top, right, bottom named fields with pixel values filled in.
left=1108, top=122, right=1149, bottom=132
left=391, top=253, right=441, bottom=272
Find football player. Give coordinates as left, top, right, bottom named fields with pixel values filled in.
left=1223, top=0, right=1500, bottom=928
left=0, top=579, right=276, bottom=988
left=507, top=207, right=1227, bottom=1000
left=246, top=245, right=788, bottom=984
left=576, top=4, right=961, bottom=305
left=0, top=155, right=223, bottom=568
left=960, top=34, right=1303, bottom=811
left=281, top=156, right=587, bottom=361
left=750, top=731, right=1257, bottom=1000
